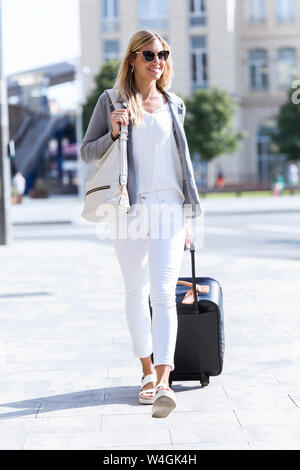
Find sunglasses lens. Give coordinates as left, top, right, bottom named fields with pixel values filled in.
left=159, top=51, right=169, bottom=61
left=143, top=51, right=155, bottom=62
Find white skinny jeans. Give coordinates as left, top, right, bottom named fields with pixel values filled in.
left=108, top=188, right=186, bottom=371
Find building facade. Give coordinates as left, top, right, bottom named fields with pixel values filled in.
left=79, top=0, right=300, bottom=186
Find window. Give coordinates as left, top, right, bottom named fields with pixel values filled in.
left=138, top=0, right=168, bottom=30
left=277, top=48, right=298, bottom=89
left=275, top=0, right=296, bottom=22
left=245, top=0, right=266, bottom=23
left=190, top=36, right=208, bottom=91
left=248, top=49, right=268, bottom=89
left=189, top=0, right=206, bottom=26
left=257, top=119, right=286, bottom=183
left=102, top=0, right=119, bottom=32
left=103, top=40, right=119, bottom=62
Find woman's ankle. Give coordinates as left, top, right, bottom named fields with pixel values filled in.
left=142, top=366, right=156, bottom=377
left=154, top=364, right=172, bottom=387
left=140, top=355, right=156, bottom=378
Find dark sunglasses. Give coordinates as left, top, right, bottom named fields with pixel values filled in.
left=134, top=50, right=170, bottom=62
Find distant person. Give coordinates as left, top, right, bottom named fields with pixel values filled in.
left=216, top=166, right=225, bottom=189
left=271, top=172, right=286, bottom=197
left=287, top=161, right=299, bottom=187
left=11, top=161, right=26, bottom=203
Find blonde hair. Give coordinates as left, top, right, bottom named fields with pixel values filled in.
left=113, top=29, right=173, bottom=127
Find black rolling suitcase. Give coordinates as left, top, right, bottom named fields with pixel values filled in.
left=149, top=241, right=225, bottom=387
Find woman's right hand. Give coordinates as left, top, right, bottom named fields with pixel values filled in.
left=110, top=107, right=130, bottom=140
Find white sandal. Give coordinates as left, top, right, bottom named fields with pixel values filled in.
left=152, top=383, right=176, bottom=418
left=138, top=373, right=157, bottom=405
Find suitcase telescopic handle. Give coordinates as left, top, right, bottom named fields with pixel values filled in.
left=190, top=242, right=199, bottom=313
left=184, top=241, right=200, bottom=313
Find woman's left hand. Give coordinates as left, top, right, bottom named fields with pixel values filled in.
left=184, top=222, right=192, bottom=251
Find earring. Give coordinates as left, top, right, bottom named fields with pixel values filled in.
left=131, top=66, right=134, bottom=74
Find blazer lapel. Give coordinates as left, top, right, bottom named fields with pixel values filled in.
left=162, top=90, right=186, bottom=171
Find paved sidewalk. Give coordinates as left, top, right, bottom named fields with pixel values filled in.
left=1, top=208, right=300, bottom=450
left=9, top=193, right=300, bottom=227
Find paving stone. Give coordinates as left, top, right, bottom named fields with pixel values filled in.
left=101, top=409, right=239, bottom=431
left=272, top=369, right=300, bottom=387
left=241, top=424, right=300, bottom=443
left=37, top=388, right=106, bottom=416
left=234, top=407, right=300, bottom=426
left=89, top=442, right=251, bottom=450
left=222, top=383, right=296, bottom=409
left=170, top=424, right=244, bottom=445
left=55, top=359, right=109, bottom=372
left=0, top=369, right=103, bottom=382
left=0, top=380, right=52, bottom=406
left=0, top=432, right=28, bottom=450
left=248, top=440, right=300, bottom=450
left=30, top=415, right=101, bottom=432
left=287, top=391, right=300, bottom=407
left=219, top=371, right=278, bottom=386
left=165, top=384, right=232, bottom=412
left=23, top=428, right=171, bottom=449
left=108, top=367, right=141, bottom=378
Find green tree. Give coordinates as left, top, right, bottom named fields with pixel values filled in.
left=82, top=59, right=120, bottom=134
left=270, top=86, right=300, bottom=161
left=183, top=88, right=244, bottom=161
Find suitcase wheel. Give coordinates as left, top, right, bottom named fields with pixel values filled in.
left=200, top=373, right=209, bottom=387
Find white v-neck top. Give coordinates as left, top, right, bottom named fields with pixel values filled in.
left=131, top=102, right=184, bottom=202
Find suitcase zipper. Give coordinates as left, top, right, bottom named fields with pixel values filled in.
left=85, top=185, right=111, bottom=196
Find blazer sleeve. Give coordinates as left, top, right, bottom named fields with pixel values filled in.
left=80, top=92, right=115, bottom=164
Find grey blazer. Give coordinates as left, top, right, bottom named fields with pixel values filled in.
left=80, top=88, right=202, bottom=219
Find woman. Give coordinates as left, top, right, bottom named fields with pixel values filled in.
left=81, top=30, right=202, bottom=418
